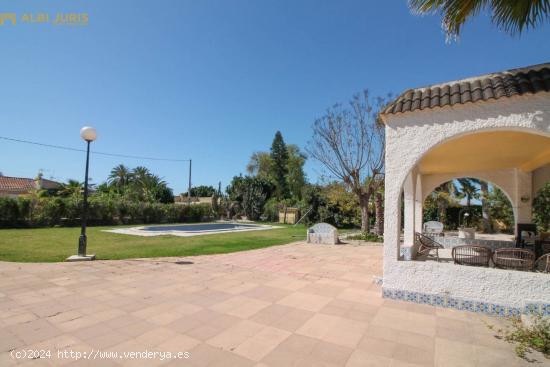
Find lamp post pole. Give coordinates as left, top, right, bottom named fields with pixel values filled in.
left=67, top=126, right=97, bottom=261
left=78, top=140, right=91, bottom=256
left=187, top=159, right=192, bottom=205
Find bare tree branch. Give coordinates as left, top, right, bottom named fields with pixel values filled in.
left=307, top=90, right=390, bottom=232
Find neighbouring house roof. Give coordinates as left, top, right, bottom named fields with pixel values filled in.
left=0, top=176, right=61, bottom=193
left=381, top=62, right=550, bottom=116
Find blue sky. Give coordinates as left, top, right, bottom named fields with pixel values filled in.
left=1, top=0, right=549, bottom=194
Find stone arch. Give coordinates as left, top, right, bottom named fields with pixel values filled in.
left=396, top=126, right=550, bottom=196
left=421, top=175, right=517, bottom=229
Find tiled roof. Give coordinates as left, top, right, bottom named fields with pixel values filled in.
left=382, top=62, right=550, bottom=116
left=0, top=177, right=36, bottom=192
left=0, top=176, right=60, bottom=192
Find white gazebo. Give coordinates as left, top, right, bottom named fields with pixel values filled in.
left=380, top=62, right=550, bottom=316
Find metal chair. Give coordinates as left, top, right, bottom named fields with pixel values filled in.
left=534, top=254, right=550, bottom=273
left=415, top=232, right=444, bottom=262
left=493, top=248, right=535, bottom=271
left=516, top=223, right=537, bottom=249
left=452, top=245, right=492, bottom=267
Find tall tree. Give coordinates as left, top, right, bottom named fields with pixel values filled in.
left=286, top=145, right=307, bottom=200
left=487, top=186, right=514, bottom=233
left=226, top=175, right=274, bottom=220
left=468, top=178, right=493, bottom=232
left=184, top=185, right=216, bottom=197
left=458, top=178, right=480, bottom=208
left=425, top=181, right=461, bottom=226
left=247, top=145, right=307, bottom=201
left=374, top=181, right=384, bottom=236
left=308, top=90, right=387, bottom=232
left=108, top=164, right=132, bottom=188
left=58, top=179, right=83, bottom=200
left=270, top=131, right=289, bottom=199
left=246, top=152, right=272, bottom=178
left=409, top=0, right=550, bottom=39
left=132, top=166, right=151, bottom=182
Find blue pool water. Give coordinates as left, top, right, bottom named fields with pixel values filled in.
left=142, top=223, right=262, bottom=232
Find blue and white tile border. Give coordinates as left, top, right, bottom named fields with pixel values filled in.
left=382, top=287, right=550, bottom=317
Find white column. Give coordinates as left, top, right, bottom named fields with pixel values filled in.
left=403, top=171, right=416, bottom=246
left=414, top=174, right=423, bottom=233
left=515, top=169, right=533, bottom=225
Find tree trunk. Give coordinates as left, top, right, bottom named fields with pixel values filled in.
left=359, top=194, right=370, bottom=233
left=374, top=192, right=384, bottom=235
left=480, top=182, right=492, bottom=233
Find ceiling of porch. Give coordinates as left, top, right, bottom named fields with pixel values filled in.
left=418, top=131, right=550, bottom=174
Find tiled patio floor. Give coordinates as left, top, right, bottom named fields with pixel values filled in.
left=0, top=242, right=542, bottom=366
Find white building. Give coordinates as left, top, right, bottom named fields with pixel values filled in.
left=379, top=62, right=550, bottom=316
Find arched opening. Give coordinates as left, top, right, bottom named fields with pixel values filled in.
left=423, top=177, right=515, bottom=239
left=396, top=129, right=550, bottom=262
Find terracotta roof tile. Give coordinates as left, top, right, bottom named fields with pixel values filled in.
left=382, top=62, right=550, bottom=116
left=0, top=177, right=36, bottom=192
left=0, top=176, right=60, bottom=193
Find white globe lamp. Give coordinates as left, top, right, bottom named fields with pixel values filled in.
left=80, top=126, right=97, bottom=142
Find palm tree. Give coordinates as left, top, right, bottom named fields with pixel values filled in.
left=468, top=178, right=493, bottom=232
left=409, top=0, right=550, bottom=38
left=457, top=178, right=480, bottom=208
left=139, top=174, right=164, bottom=202
left=132, top=166, right=150, bottom=182
left=59, top=180, right=83, bottom=200
left=432, top=181, right=461, bottom=225
left=108, top=164, right=132, bottom=187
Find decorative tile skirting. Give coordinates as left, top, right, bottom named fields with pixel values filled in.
left=382, top=287, right=550, bottom=317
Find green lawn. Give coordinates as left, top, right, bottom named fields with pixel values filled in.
left=0, top=223, right=306, bottom=263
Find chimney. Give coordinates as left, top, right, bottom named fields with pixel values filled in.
left=35, top=172, right=44, bottom=190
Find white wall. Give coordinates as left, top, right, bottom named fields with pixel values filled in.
left=383, top=92, right=550, bottom=308
left=533, top=164, right=550, bottom=194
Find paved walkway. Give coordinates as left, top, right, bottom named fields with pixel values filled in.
left=0, top=243, right=541, bottom=366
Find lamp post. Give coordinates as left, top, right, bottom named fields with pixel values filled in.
left=67, top=126, right=97, bottom=261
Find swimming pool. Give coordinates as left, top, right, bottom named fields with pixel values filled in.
left=143, top=223, right=263, bottom=232
left=104, top=222, right=276, bottom=237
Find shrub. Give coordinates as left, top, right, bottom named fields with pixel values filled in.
left=0, top=195, right=214, bottom=228
left=488, top=316, right=550, bottom=361
left=38, top=197, right=66, bottom=226
left=0, top=197, right=20, bottom=227
left=346, top=232, right=383, bottom=242
left=533, top=182, right=550, bottom=232
left=262, top=198, right=280, bottom=222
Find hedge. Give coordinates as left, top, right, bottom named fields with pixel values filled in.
left=0, top=196, right=213, bottom=228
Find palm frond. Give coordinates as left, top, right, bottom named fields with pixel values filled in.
left=409, top=0, right=550, bottom=37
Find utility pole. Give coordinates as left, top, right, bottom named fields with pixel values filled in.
left=187, top=159, right=192, bottom=205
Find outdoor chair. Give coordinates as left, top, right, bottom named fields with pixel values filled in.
left=423, top=221, right=444, bottom=236
left=415, top=232, right=444, bottom=262
left=493, top=248, right=535, bottom=271
left=307, top=223, right=339, bottom=245
left=540, top=232, right=550, bottom=255
left=451, top=245, right=492, bottom=267
left=515, top=223, right=538, bottom=250
left=534, top=254, right=550, bottom=273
